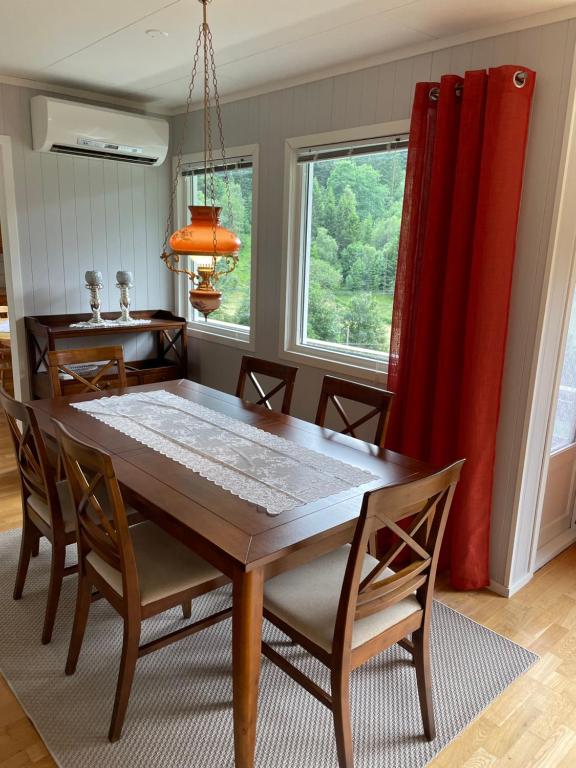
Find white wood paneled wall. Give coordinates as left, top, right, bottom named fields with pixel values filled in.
left=0, top=84, right=172, bottom=321
left=174, top=19, right=576, bottom=590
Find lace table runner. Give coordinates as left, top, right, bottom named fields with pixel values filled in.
left=72, top=390, right=379, bottom=516
left=69, top=319, right=152, bottom=329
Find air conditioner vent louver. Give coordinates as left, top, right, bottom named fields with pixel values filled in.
left=30, top=96, right=169, bottom=167
left=50, top=144, right=158, bottom=165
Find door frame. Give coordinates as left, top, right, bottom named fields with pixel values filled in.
left=505, top=45, right=576, bottom=593
left=0, top=135, right=26, bottom=399
left=531, top=253, right=576, bottom=572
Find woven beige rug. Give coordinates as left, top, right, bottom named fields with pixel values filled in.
left=0, top=529, right=537, bottom=767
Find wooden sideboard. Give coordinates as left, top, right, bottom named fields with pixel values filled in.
left=25, top=310, right=188, bottom=399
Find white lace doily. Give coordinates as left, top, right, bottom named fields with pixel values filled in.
left=69, top=319, right=152, bottom=329
left=72, top=390, right=379, bottom=516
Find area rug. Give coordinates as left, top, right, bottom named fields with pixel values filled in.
left=0, top=528, right=537, bottom=768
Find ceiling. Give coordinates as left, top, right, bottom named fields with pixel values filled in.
left=0, top=0, right=575, bottom=112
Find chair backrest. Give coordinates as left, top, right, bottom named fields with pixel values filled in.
left=235, top=355, right=298, bottom=415
left=0, top=385, right=63, bottom=530
left=314, top=375, right=394, bottom=448
left=333, top=460, right=464, bottom=657
left=53, top=420, right=139, bottom=603
left=47, top=345, right=127, bottom=398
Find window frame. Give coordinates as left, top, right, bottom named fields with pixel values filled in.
left=174, top=144, right=259, bottom=350
left=279, top=121, right=410, bottom=382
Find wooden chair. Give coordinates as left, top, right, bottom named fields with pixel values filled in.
left=54, top=421, right=232, bottom=742
left=47, top=345, right=128, bottom=398
left=235, top=355, right=298, bottom=415
left=0, top=347, right=11, bottom=390
left=315, top=375, right=395, bottom=449
left=0, top=386, right=79, bottom=644
left=262, top=460, right=464, bottom=768
left=315, top=376, right=396, bottom=555
left=0, top=386, right=141, bottom=644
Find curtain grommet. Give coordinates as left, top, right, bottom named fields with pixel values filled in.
left=513, top=70, right=528, bottom=88
left=429, top=86, right=440, bottom=102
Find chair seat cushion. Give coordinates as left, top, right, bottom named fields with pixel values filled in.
left=264, top=545, right=421, bottom=653
left=27, top=480, right=76, bottom=533
left=86, top=522, right=223, bottom=606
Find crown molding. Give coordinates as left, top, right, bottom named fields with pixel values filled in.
left=166, top=3, right=576, bottom=116
left=0, top=73, right=173, bottom=115
left=2, top=2, right=576, bottom=117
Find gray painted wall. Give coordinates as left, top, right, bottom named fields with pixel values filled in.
left=0, top=83, right=173, bottom=360
left=174, top=20, right=576, bottom=589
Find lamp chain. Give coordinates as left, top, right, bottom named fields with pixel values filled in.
left=207, top=23, right=237, bottom=276
left=161, top=0, right=238, bottom=284
left=161, top=23, right=203, bottom=264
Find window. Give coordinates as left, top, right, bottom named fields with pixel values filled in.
left=179, top=147, right=257, bottom=345
left=284, top=128, right=409, bottom=375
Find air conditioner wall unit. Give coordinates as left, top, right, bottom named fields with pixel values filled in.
left=30, top=96, right=169, bottom=167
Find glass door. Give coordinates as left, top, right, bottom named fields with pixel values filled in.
left=537, top=289, right=576, bottom=559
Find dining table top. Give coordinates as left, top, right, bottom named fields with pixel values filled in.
left=28, top=378, right=430, bottom=575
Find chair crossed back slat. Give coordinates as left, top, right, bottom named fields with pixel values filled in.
left=0, top=386, right=62, bottom=526
left=235, top=355, right=298, bottom=415
left=54, top=421, right=138, bottom=596
left=333, top=460, right=464, bottom=654
left=47, top=345, right=128, bottom=399
left=315, top=375, right=395, bottom=448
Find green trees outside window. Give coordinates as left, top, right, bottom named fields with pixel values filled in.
left=184, top=143, right=407, bottom=356
left=303, top=146, right=407, bottom=355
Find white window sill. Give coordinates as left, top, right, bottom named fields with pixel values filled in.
left=279, top=343, right=389, bottom=384
left=186, top=321, right=255, bottom=351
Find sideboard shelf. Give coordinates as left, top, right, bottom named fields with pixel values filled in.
left=25, top=309, right=188, bottom=399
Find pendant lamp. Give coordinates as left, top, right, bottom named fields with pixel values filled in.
left=161, top=0, right=240, bottom=319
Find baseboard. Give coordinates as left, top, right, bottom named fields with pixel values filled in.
left=488, top=572, right=533, bottom=598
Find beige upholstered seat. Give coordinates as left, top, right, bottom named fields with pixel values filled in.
left=264, top=545, right=421, bottom=652
left=27, top=480, right=77, bottom=533
left=87, top=521, right=224, bottom=606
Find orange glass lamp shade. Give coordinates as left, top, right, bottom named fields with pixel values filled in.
left=169, top=205, right=240, bottom=257
left=169, top=205, right=241, bottom=319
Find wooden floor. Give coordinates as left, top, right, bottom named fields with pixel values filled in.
left=1, top=411, right=576, bottom=767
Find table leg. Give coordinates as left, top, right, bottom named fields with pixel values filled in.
left=232, top=567, right=264, bottom=768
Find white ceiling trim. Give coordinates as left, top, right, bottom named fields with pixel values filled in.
left=1, top=1, right=576, bottom=118
left=0, top=73, right=172, bottom=115
left=166, top=1, right=576, bottom=115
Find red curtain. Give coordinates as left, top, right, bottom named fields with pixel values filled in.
left=386, top=65, right=536, bottom=590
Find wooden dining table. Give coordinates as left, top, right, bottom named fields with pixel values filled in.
left=28, top=378, right=431, bottom=768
